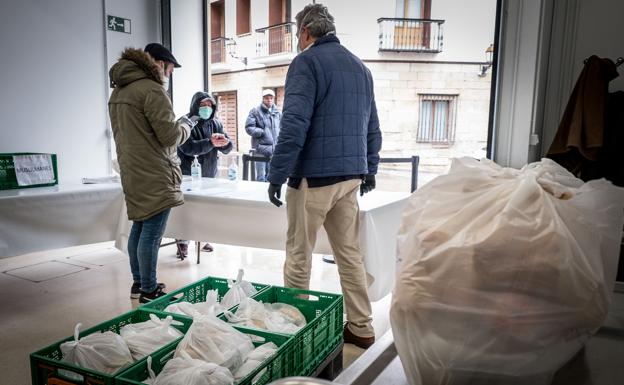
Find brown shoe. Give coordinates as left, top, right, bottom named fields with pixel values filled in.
left=343, top=325, right=375, bottom=349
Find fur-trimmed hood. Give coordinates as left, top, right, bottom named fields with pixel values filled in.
left=109, top=47, right=164, bottom=88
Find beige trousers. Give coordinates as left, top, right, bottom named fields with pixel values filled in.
left=284, top=178, right=374, bottom=338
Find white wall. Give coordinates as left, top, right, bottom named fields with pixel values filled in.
left=171, top=0, right=205, bottom=117
left=0, top=0, right=109, bottom=183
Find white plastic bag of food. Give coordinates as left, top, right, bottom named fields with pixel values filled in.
left=120, top=314, right=183, bottom=360
left=175, top=314, right=254, bottom=372
left=221, top=269, right=258, bottom=308
left=390, top=157, right=624, bottom=385
left=165, top=290, right=224, bottom=318
left=60, top=323, right=134, bottom=375
left=153, top=351, right=234, bottom=385
left=225, top=298, right=306, bottom=334
left=233, top=342, right=278, bottom=381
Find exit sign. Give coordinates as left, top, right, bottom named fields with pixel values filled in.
left=107, top=15, right=131, bottom=34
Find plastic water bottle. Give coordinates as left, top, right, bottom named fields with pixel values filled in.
left=191, top=155, right=201, bottom=188
left=228, top=160, right=238, bottom=181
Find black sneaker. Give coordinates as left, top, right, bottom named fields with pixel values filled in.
left=131, top=282, right=166, bottom=299
left=139, top=285, right=168, bottom=304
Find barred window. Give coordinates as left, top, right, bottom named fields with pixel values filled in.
left=417, top=94, right=457, bottom=144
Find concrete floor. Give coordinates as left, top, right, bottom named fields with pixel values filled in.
left=2, top=241, right=623, bottom=385
left=0, top=241, right=388, bottom=385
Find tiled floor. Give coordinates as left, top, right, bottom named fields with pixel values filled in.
left=0, top=241, right=389, bottom=385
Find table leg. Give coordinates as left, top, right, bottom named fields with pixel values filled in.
left=196, top=241, right=201, bottom=264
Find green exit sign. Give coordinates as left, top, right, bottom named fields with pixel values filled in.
left=107, top=15, right=131, bottom=34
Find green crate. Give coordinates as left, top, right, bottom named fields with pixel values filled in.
left=115, top=326, right=294, bottom=385
left=30, top=309, right=193, bottom=385
left=239, top=287, right=343, bottom=376
left=140, top=276, right=270, bottom=319
left=0, top=152, right=58, bottom=190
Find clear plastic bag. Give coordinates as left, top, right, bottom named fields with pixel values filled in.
left=60, top=323, right=134, bottom=375
left=225, top=298, right=306, bottom=334
left=390, top=158, right=624, bottom=385
left=174, top=314, right=254, bottom=372
left=221, top=269, right=258, bottom=309
left=164, top=290, right=224, bottom=318
left=120, top=314, right=183, bottom=360
left=233, top=342, right=278, bottom=381
left=153, top=351, right=234, bottom=385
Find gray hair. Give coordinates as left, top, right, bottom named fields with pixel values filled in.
left=295, top=3, right=336, bottom=38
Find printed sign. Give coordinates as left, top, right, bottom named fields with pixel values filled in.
left=13, top=154, right=55, bottom=186
left=107, top=15, right=131, bottom=34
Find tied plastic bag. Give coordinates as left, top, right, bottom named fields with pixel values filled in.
left=120, top=314, right=183, bottom=360
left=233, top=342, right=278, bottom=381
left=175, top=313, right=254, bottom=372
left=153, top=351, right=234, bottom=385
left=390, top=158, right=624, bottom=385
left=60, top=323, right=134, bottom=376
left=165, top=290, right=224, bottom=318
left=221, top=269, right=258, bottom=308
left=225, top=298, right=306, bottom=334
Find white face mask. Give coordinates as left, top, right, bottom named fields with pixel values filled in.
left=162, top=76, right=170, bottom=91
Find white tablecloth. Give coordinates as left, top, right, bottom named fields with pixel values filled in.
left=116, top=178, right=409, bottom=300
left=1, top=179, right=408, bottom=301
left=0, top=183, right=124, bottom=258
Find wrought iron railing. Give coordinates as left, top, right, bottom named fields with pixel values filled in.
left=256, top=22, right=297, bottom=57
left=211, top=37, right=227, bottom=64
left=377, top=18, right=444, bottom=53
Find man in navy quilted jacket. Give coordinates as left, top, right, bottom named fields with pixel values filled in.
left=267, top=3, right=382, bottom=349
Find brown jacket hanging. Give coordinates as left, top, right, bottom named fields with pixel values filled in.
left=547, top=55, right=618, bottom=177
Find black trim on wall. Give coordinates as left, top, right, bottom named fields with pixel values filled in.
left=203, top=0, right=210, bottom=92
left=161, top=0, right=172, bottom=99
left=486, top=0, right=503, bottom=160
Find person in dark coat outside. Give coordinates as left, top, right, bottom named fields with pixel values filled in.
left=176, top=91, right=233, bottom=257
left=245, top=89, right=282, bottom=181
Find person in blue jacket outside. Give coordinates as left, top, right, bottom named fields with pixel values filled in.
left=267, top=3, right=382, bottom=349
left=176, top=91, right=233, bottom=257
left=245, top=89, right=282, bottom=181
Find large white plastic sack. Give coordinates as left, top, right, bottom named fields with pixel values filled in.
left=175, top=314, right=254, bottom=372
left=225, top=298, right=306, bottom=334
left=233, top=342, right=278, bottom=380
left=60, top=323, right=134, bottom=375
left=165, top=290, right=224, bottom=318
left=390, top=158, right=624, bottom=385
left=120, top=314, right=183, bottom=360
left=221, top=269, right=258, bottom=309
left=153, top=351, right=234, bottom=385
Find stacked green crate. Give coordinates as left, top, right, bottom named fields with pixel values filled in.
left=115, top=327, right=294, bottom=385
left=30, top=309, right=192, bottom=385
left=0, top=153, right=58, bottom=190
left=140, top=276, right=269, bottom=318
left=230, top=287, right=343, bottom=376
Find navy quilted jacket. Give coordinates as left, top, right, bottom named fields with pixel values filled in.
left=268, top=34, right=382, bottom=185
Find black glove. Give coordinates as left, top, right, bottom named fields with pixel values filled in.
left=268, top=183, right=283, bottom=207
left=360, top=174, right=376, bottom=196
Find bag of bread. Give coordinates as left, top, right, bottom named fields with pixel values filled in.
left=391, top=158, right=624, bottom=385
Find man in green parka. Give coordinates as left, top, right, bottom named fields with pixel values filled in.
left=108, top=43, right=195, bottom=303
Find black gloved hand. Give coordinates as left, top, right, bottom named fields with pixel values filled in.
left=268, top=183, right=283, bottom=207
left=360, top=174, right=376, bottom=196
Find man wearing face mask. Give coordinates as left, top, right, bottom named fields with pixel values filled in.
left=245, top=89, right=282, bottom=182
left=108, top=43, right=195, bottom=303
left=175, top=92, right=233, bottom=257
left=267, top=4, right=382, bottom=349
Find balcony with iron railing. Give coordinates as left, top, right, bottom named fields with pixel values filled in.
left=377, top=18, right=444, bottom=53
left=255, top=22, right=297, bottom=65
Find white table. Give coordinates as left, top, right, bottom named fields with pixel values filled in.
left=116, top=178, right=410, bottom=301
left=0, top=183, right=124, bottom=258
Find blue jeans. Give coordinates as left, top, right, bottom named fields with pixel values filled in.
left=128, top=208, right=170, bottom=293
left=255, top=161, right=270, bottom=182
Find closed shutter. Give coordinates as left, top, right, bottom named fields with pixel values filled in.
left=275, top=86, right=285, bottom=111
left=214, top=91, right=238, bottom=150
